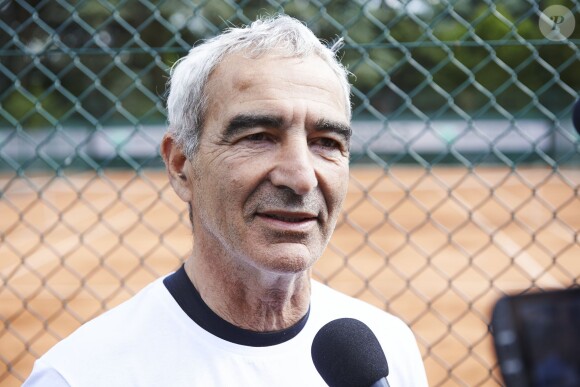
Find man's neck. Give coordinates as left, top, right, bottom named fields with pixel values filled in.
left=184, top=253, right=311, bottom=332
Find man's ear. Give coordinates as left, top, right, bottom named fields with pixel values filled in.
left=160, top=133, right=192, bottom=202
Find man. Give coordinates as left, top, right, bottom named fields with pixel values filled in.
left=24, top=15, right=428, bottom=386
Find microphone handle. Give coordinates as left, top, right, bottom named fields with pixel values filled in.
left=370, top=377, right=390, bottom=387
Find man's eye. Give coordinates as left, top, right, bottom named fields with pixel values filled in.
left=244, top=133, right=269, bottom=142
left=312, top=137, right=341, bottom=149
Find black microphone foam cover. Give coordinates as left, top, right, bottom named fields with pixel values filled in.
left=311, top=318, right=389, bottom=387
left=573, top=98, right=580, bottom=134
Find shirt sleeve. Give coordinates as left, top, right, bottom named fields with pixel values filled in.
left=400, top=324, right=429, bottom=387
left=23, top=358, right=71, bottom=387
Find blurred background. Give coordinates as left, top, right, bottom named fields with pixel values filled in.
left=1, top=0, right=579, bottom=386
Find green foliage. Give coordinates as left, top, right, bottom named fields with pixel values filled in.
left=1, top=0, right=578, bottom=129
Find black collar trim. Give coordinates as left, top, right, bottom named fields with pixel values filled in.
left=163, top=265, right=310, bottom=347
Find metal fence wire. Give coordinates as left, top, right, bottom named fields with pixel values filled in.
left=1, top=0, right=579, bottom=386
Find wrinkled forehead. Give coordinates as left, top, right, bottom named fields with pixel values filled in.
left=204, top=52, right=349, bottom=120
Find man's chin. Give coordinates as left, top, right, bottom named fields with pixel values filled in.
left=250, top=243, right=320, bottom=275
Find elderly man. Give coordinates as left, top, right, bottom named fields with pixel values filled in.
left=24, top=15, right=428, bottom=386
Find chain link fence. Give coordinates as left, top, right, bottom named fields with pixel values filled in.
left=1, top=1, right=579, bottom=386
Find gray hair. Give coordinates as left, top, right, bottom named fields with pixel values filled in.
left=166, top=14, right=351, bottom=157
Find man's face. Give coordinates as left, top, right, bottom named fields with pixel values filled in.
left=186, top=53, right=350, bottom=276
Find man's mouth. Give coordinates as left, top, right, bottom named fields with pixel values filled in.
left=257, top=211, right=318, bottom=223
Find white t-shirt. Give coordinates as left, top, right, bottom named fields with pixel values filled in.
left=24, top=269, right=428, bottom=386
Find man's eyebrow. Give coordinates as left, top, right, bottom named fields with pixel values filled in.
left=224, top=114, right=284, bottom=138
left=314, top=118, right=352, bottom=142
left=223, top=114, right=352, bottom=143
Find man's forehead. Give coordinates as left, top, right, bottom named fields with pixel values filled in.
left=206, top=53, right=348, bottom=119
left=211, top=52, right=339, bottom=91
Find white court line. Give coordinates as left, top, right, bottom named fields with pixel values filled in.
left=350, top=167, right=566, bottom=288
left=451, top=194, right=564, bottom=289
left=351, top=168, right=575, bottom=247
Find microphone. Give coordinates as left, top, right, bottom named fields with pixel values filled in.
left=573, top=98, right=580, bottom=135
left=311, top=318, right=390, bottom=387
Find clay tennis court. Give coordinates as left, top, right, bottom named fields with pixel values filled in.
left=1, top=165, right=579, bottom=386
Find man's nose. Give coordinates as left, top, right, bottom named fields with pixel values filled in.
left=269, top=138, right=318, bottom=195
